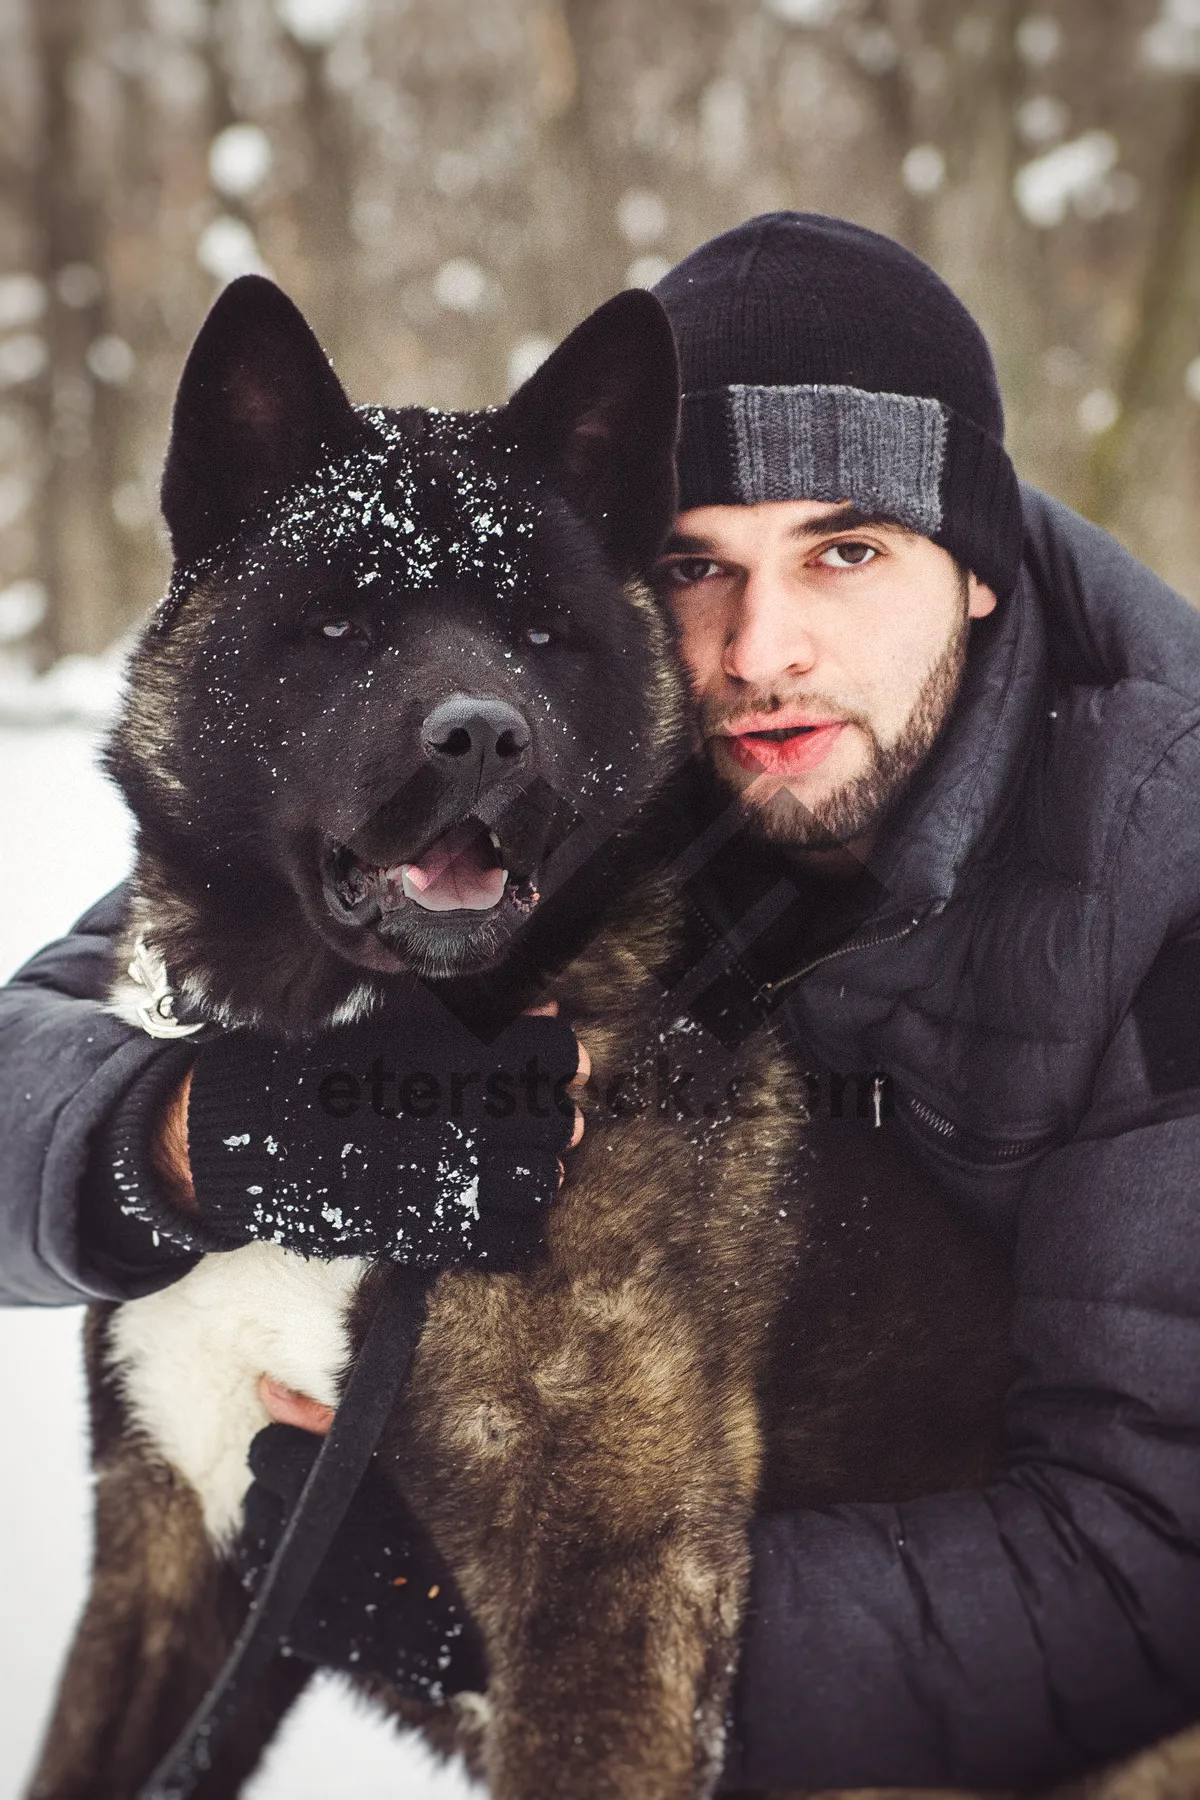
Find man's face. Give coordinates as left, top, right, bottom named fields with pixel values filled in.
left=656, top=499, right=998, bottom=857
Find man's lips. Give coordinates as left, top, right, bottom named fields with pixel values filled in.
left=718, top=718, right=849, bottom=776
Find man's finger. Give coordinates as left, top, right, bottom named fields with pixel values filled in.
left=259, top=1374, right=335, bottom=1436
left=524, top=999, right=592, bottom=1087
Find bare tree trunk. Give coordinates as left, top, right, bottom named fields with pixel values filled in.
left=2, top=0, right=1200, bottom=658
left=28, top=0, right=124, bottom=660
left=1084, top=78, right=1200, bottom=541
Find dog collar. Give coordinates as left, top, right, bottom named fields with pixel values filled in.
left=126, top=935, right=207, bottom=1040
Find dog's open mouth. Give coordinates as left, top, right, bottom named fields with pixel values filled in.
left=397, top=817, right=509, bottom=913
left=325, top=818, right=540, bottom=924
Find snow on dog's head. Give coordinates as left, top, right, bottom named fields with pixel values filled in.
left=107, top=277, right=689, bottom=1031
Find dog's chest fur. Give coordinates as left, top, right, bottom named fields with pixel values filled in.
left=107, top=1242, right=366, bottom=1545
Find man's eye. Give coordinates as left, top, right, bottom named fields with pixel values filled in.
left=665, top=558, right=723, bottom=584
left=819, top=541, right=877, bottom=569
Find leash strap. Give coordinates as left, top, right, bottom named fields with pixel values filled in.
left=138, top=1261, right=430, bottom=1800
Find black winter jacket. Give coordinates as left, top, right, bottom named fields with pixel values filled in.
left=2, top=487, right=1199, bottom=1787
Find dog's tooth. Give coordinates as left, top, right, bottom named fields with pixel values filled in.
left=400, top=867, right=429, bottom=907
left=487, top=829, right=502, bottom=853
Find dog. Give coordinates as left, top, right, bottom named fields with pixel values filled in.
left=29, top=276, right=1015, bottom=1800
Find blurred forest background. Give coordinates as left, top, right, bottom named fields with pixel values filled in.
left=1, top=0, right=1199, bottom=664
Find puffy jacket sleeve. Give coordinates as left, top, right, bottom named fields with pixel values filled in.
left=0, top=885, right=191, bottom=1304
left=726, top=941, right=1200, bottom=1791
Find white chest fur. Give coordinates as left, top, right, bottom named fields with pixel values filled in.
left=106, top=1242, right=366, bottom=1547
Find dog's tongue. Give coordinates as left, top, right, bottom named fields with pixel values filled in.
left=397, top=820, right=507, bottom=913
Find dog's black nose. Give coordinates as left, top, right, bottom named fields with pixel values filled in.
left=421, top=694, right=531, bottom=783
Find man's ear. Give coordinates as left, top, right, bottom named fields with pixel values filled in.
left=501, top=290, right=680, bottom=577
left=161, top=275, right=364, bottom=567
left=967, top=572, right=998, bottom=619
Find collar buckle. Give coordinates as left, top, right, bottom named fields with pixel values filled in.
left=127, top=935, right=206, bottom=1040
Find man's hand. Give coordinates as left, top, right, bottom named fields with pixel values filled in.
left=239, top=1420, right=487, bottom=1700
left=145, top=999, right=592, bottom=1266
left=152, top=1006, right=589, bottom=1220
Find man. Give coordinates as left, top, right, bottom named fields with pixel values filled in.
left=651, top=216, right=1200, bottom=1788
left=3, top=213, right=1199, bottom=1790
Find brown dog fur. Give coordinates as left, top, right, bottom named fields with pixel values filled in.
left=30, top=873, right=1026, bottom=1800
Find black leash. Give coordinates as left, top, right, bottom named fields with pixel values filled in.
left=138, top=1262, right=430, bottom=1800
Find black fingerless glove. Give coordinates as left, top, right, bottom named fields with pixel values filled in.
left=107, top=986, right=580, bottom=1271
left=239, top=1424, right=486, bottom=1702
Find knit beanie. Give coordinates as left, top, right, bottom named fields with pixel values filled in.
left=653, top=213, right=1023, bottom=599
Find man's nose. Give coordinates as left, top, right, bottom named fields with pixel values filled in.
left=721, top=571, right=818, bottom=686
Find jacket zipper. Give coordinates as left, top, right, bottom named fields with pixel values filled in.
left=762, top=910, right=1059, bottom=1158
left=762, top=908, right=927, bottom=1002
left=902, top=1091, right=1060, bottom=1165
left=763, top=909, right=924, bottom=1132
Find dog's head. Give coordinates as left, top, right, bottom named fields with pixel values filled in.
left=109, top=277, right=687, bottom=1028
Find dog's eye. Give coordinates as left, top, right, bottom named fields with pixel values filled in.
left=524, top=626, right=553, bottom=647
left=318, top=620, right=359, bottom=641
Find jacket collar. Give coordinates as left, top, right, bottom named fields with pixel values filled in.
left=862, top=557, right=1048, bottom=914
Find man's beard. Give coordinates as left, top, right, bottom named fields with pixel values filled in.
left=702, top=599, right=971, bottom=853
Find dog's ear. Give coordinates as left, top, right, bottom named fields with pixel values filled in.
left=161, top=275, right=363, bottom=566
left=502, top=290, right=680, bottom=576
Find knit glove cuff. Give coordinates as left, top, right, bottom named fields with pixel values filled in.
left=96, top=1040, right=230, bottom=1261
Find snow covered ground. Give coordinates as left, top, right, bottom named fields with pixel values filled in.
left=0, top=700, right=475, bottom=1797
